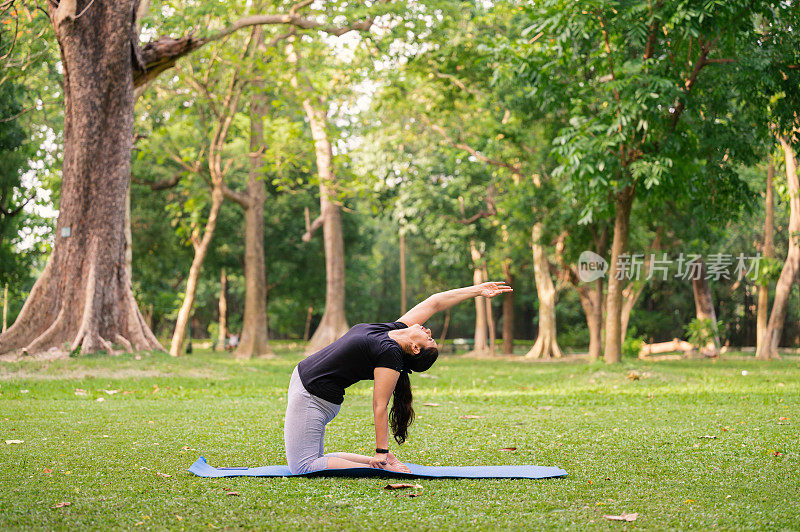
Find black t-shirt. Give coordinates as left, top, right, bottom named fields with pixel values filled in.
left=296, top=322, right=408, bottom=405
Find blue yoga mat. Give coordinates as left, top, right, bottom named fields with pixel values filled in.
left=189, top=456, right=567, bottom=480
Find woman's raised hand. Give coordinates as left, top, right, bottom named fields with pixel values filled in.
left=478, top=281, right=513, bottom=299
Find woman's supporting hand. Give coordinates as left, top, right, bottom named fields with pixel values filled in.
left=369, top=452, right=389, bottom=469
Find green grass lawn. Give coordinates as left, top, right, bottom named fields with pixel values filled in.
left=1, top=348, right=797, bottom=530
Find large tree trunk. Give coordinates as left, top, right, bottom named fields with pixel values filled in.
left=234, top=77, right=273, bottom=359
left=217, top=268, right=227, bottom=351
left=470, top=243, right=488, bottom=352
left=502, top=260, right=514, bottom=355
left=0, top=1, right=162, bottom=357
left=169, top=188, right=224, bottom=357
left=756, top=160, right=775, bottom=358
left=302, top=100, right=349, bottom=354
left=757, top=137, right=800, bottom=359
left=603, top=185, right=635, bottom=363
left=400, top=231, right=407, bottom=315
left=692, top=259, right=720, bottom=356
left=526, top=223, right=562, bottom=359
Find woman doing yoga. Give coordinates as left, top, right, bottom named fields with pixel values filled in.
left=283, top=282, right=513, bottom=474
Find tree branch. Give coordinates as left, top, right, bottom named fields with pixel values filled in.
left=421, top=116, right=524, bottom=179
left=302, top=206, right=324, bottom=242
left=642, top=0, right=663, bottom=60
left=431, top=70, right=483, bottom=97
left=0, top=195, right=32, bottom=218
left=133, top=13, right=374, bottom=88
left=443, top=184, right=497, bottom=225
left=221, top=183, right=252, bottom=208
left=52, top=0, right=76, bottom=28
left=131, top=172, right=183, bottom=190
left=669, top=36, right=716, bottom=130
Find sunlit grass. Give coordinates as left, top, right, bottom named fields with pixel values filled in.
left=1, top=349, right=797, bottom=530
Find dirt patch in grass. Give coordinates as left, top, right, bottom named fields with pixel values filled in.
left=0, top=365, right=224, bottom=381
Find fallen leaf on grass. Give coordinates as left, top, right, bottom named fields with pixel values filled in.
left=499, top=447, right=517, bottom=452
left=423, top=403, right=440, bottom=407
left=698, top=435, right=717, bottom=439
left=51, top=502, right=71, bottom=509
left=96, top=398, right=105, bottom=402
left=771, top=450, right=784, bottom=457
left=384, top=483, right=423, bottom=490
left=5, top=440, right=23, bottom=444
left=779, top=417, right=789, bottom=421
left=604, top=512, right=638, bottom=522
left=104, top=389, right=119, bottom=395
left=459, top=415, right=485, bottom=419
left=626, top=372, right=641, bottom=381
left=74, top=389, right=87, bottom=396
left=225, top=491, right=240, bottom=496
left=42, top=468, right=53, bottom=476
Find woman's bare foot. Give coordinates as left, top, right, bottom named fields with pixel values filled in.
left=386, top=452, right=411, bottom=473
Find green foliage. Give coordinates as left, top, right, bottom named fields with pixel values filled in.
left=685, top=317, right=722, bottom=350
left=621, top=326, right=646, bottom=358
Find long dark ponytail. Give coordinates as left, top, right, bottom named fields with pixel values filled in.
left=389, top=371, right=414, bottom=444
left=390, top=346, right=439, bottom=444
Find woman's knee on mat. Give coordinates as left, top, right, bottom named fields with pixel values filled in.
left=289, top=455, right=329, bottom=475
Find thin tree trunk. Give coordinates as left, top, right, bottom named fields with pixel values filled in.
left=217, top=268, right=227, bottom=351
left=526, top=223, right=562, bottom=359
left=400, top=231, right=407, bottom=315
left=439, top=308, right=450, bottom=347
left=0, top=1, right=162, bottom=356
left=758, top=137, right=800, bottom=359
left=168, top=32, right=250, bottom=358
left=303, top=306, right=313, bottom=342
left=2, top=283, right=7, bottom=333
left=756, top=160, right=775, bottom=358
left=301, top=99, right=349, bottom=353
left=234, top=67, right=273, bottom=359
left=603, top=185, right=635, bottom=363
left=692, top=259, right=720, bottom=356
left=575, top=279, right=604, bottom=361
left=482, top=263, right=496, bottom=356
left=169, top=188, right=224, bottom=357
left=502, top=260, right=514, bottom=355
left=470, top=242, right=488, bottom=352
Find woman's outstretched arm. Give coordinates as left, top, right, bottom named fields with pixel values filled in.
left=398, top=282, right=512, bottom=326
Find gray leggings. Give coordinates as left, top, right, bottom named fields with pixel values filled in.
left=283, top=366, right=342, bottom=474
